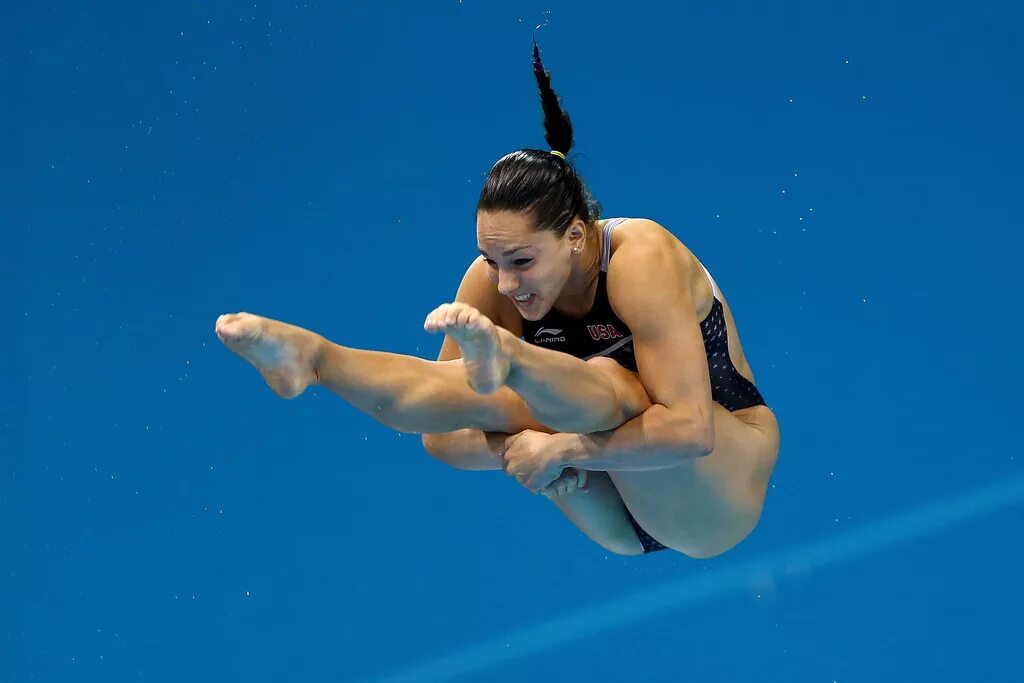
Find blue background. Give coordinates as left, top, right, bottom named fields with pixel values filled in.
left=5, top=1, right=1023, bottom=681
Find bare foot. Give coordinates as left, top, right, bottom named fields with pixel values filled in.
left=423, top=302, right=511, bottom=393
left=214, top=312, right=323, bottom=399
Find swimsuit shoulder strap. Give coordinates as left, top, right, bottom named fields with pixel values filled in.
left=698, top=260, right=721, bottom=300
left=601, top=217, right=721, bottom=299
left=600, top=217, right=629, bottom=272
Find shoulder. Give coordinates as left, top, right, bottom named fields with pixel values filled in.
left=603, top=218, right=703, bottom=320
left=452, top=256, right=522, bottom=332
left=605, top=218, right=693, bottom=279
left=435, top=257, right=522, bottom=362
left=606, top=217, right=691, bottom=258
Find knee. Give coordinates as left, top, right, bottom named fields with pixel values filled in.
left=584, top=356, right=622, bottom=371
left=421, top=434, right=458, bottom=468
left=584, top=356, right=651, bottom=417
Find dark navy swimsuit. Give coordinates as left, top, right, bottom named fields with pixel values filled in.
left=520, top=218, right=767, bottom=553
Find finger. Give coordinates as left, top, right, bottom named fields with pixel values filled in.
left=498, top=440, right=513, bottom=467
left=531, top=472, right=558, bottom=494
left=576, top=469, right=589, bottom=492
left=553, top=471, right=573, bottom=495
left=546, top=472, right=571, bottom=495
left=501, top=434, right=521, bottom=458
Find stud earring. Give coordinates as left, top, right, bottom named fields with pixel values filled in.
left=572, top=246, right=581, bottom=254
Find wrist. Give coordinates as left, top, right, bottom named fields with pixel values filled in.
left=557, top=433, right=586, bottom=467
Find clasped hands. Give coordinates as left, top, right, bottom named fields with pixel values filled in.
left=498, top=430, right=590, bottom=497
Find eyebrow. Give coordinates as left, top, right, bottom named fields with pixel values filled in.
left=478, top=246, right=532, bottom=257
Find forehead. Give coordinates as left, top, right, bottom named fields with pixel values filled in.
left=477, top=210, right=533, bottom=235
left=476, top=211, right=554, bottom=250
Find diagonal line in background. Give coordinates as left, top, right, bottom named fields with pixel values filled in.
left=363, top=474, right=1024, bottom=683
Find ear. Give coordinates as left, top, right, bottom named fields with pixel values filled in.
left=567, top=219, right=587, bottom=249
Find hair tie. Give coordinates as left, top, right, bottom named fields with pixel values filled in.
left=550, top=150, right=566, bottom=160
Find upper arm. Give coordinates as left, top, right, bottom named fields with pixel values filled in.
left=605, top=220, right=715, bottom=449
left=435, top=257, right=521, bottom=362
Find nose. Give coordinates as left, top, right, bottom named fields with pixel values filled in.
left=496, top=269, right=520, bottom=296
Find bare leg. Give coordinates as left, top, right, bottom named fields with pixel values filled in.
left=219, top=311, right=661, bottom=554
left=421, top=430, right=648, bottom=556
left=424, top=303, right=650, bottom=433
left=503, top=343, right=651, bottom=433
left=609, top=403, right=780, bottom=558
left=215, top=312, right=546, bottom=434
left=545, top=472, right=645, bottom=555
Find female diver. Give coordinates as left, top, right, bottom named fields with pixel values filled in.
left=215, top=42, right=780, bottom=557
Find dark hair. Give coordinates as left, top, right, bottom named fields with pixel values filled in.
left=477, top=39, right=601, bottom=238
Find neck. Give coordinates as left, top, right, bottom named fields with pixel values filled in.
left=553, top=222, right=604, bottom=317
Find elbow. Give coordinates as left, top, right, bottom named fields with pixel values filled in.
left=690, top=405, right=716, bottom=457
left=641, top=405, right=714, bottom=461
left=421, top=434, right=457, bottom=468
left=421, top=433, right=481, bottom=471
left=421, top=433, right=441, bottom=451
left=691, top=425, right=715, bottom=458
left=663, top=408, right=714, bottom=458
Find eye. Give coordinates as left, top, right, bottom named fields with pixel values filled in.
left=482, top=258, right=496, bottom=267
left=513, top=258, right=533, bottom=267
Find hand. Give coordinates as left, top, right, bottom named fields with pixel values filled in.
left=540, top=468, right=590, bottom=498
left=500, top=430, right=578, bottom=493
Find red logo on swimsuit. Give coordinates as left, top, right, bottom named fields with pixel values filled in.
left=586, top=324, right=623, bottom=341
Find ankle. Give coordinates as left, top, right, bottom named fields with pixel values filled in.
left=496, top=327, right=523, bottom=382
left=309, top=333, right=330, bottom=385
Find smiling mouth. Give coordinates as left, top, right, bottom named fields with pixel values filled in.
left=513, top=293, right=535, bottom=303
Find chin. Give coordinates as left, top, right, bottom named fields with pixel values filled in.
left=514, top=298, right=551, bottom=321
left=524, top=301, right=557, bottom=319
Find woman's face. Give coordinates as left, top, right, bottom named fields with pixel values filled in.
left=476, top=210, right=578, bottom=321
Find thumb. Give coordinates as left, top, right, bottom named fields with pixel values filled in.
left=576, top=469, right=590, bottom=492
left=499, top=435, right=515, bottom=458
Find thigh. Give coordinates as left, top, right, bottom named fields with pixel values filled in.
left=609, top=403, right=780, bottom=555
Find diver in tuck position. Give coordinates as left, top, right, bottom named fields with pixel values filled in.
left=215, top=41, right=780, bottom=557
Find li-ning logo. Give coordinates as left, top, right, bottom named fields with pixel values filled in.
left=534, top=327, right=566, bottom=343
left=587, top=324, right=624, bottom=341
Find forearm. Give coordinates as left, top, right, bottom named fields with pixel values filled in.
left=562, top=404, right=713, bottom=471
left=315, top=339, right=544, bottom=434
